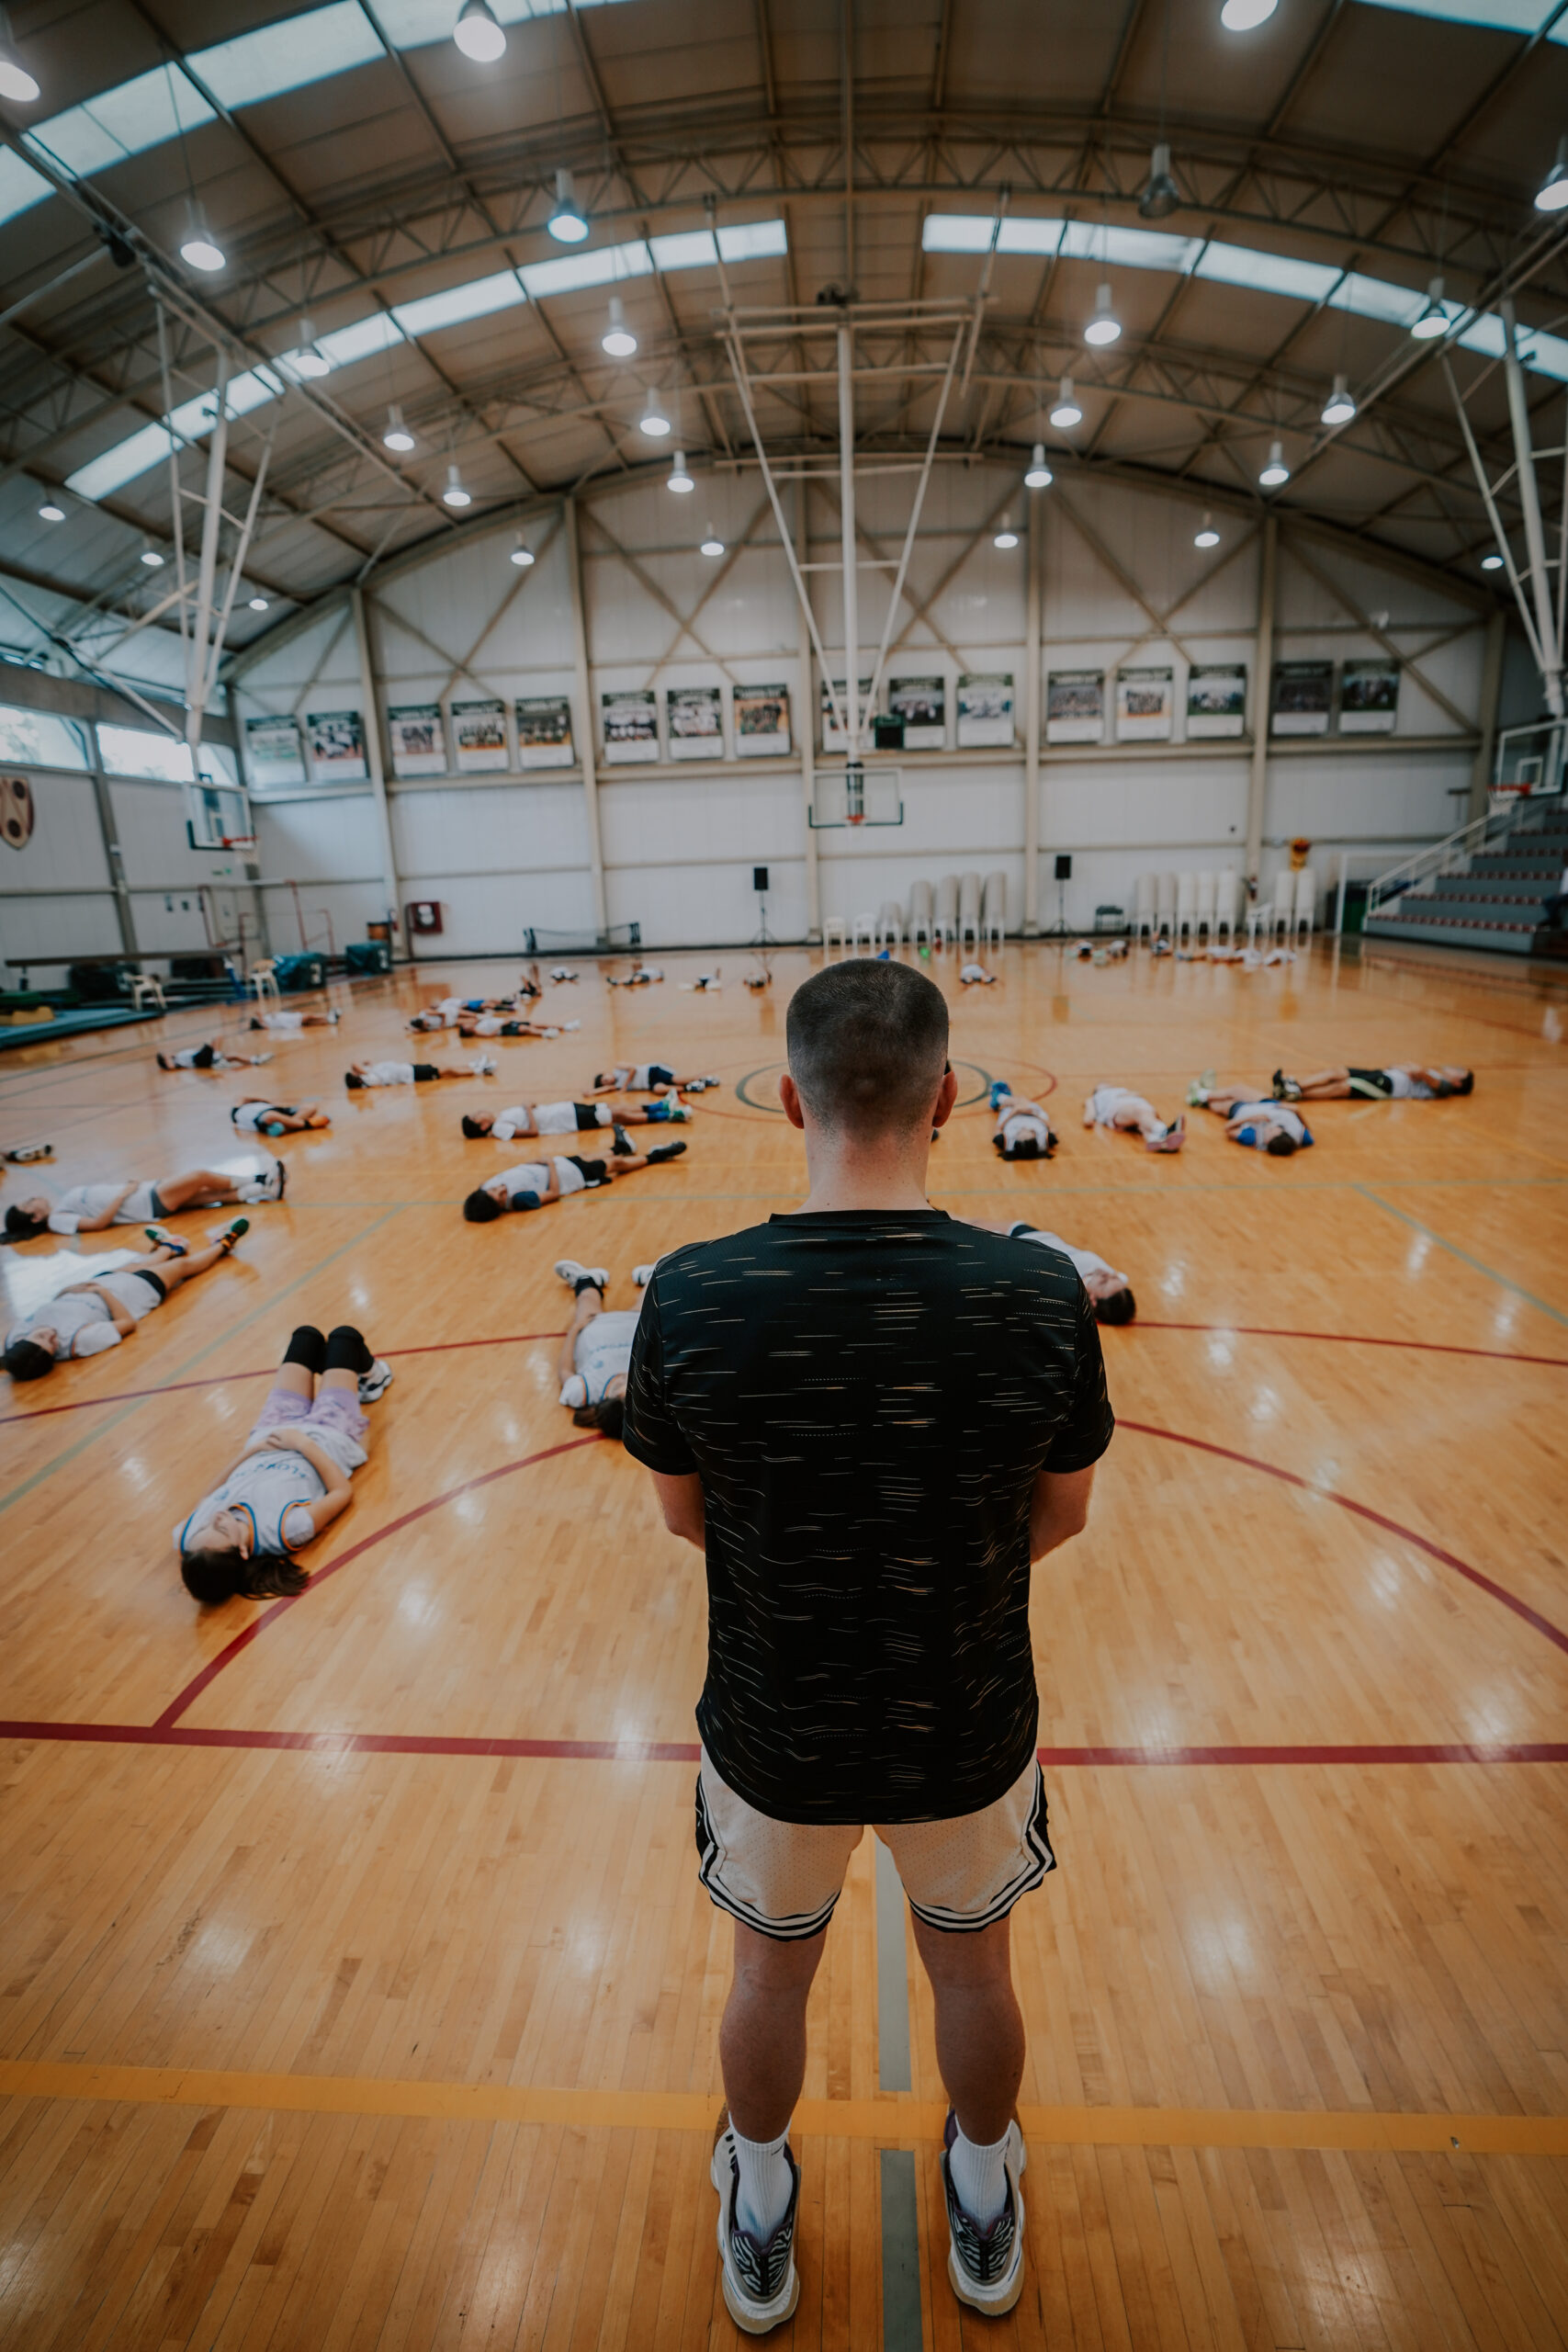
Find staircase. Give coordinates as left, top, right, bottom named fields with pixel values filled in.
left=1362, top=797, right=1568, bottom=956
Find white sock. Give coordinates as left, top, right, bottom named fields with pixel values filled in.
left=732, top=2122, right=792, bottom=2241
left=1147, top=1118, right=1168, bottom=1142
left=948, top=2124, right=1009, bottom=2227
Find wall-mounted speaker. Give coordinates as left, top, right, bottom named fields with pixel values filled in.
left=753, top=866, right=770, bottom=893
left=1055, top=854, right=1073, bottom=880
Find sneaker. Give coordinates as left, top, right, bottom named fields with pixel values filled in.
left=239, top=1159, right=286, bottom=1204
left=328, top=1009, right=342, bottom=1023
left=988, top=1079, right=1010, bottom=1111
left=710, top=2109, right=801, bottom=2336
left=611, top=1124, right=635, bottom=1157
left=648, top=1140, right=687, bottom=1163
left=358, top=1357, right=393, bottom=1403
left=664, top=1103, right=693, bottom=1122
left=249, top=1051, right=274, bottom=1065
left=4, top=1141, right=52, bottom=1161
left=554, top=1259, right=609, bottom=1293
left=940, top=2109, right=1027, bottom=2318
left=210, top=1216, right=248, bottom=1250
left=703, top=1076, right=719, bottom=1089
left=473, top=1053, right=498, bottom=1076
left=632, top=1262, right=656, bottom=1288
left=1185, top=1079, right=1208, bottom=1107
left=1146, top=1116, right=1184, bottom=1152
left=144, top=1224, right=188, bottom=1256
left=1272, top=1069, right=1303, bottom=1102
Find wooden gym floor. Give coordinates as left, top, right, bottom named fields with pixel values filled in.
left=1, top=933, right=1566, bottom=2351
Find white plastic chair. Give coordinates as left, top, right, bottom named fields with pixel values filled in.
left=250, top=959, right=280, bottom=1009
left=935, top=874, right=959, bottom=947
left=1213, top=870, right=1238, bottom=944
left=1195, top=871, right=1216, bottom=940
left=907, top=880, right=934, bottom=948
left=982, top=872, right=1007, bottom=948
left=128, top=972, right=165, bottom=1012
left=1176, top=871, right=1199, bottom=944
left=1292, top=865, right=1316, bottom=942
left=1155, top=874, right=1177, bottom=939
left=957, top=871, right=982, bottom=949
left=875, top=899, right=903, bottom=948
left=1270, top=870, right=1295, bottom=942
left=823, top=913, right=846, bottom=952
left=1133, top=874, right=1156, bottom=942
left=852, top=910, right=876, bottom=950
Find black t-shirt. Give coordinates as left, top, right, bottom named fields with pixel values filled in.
left=623, top=1210, right=1114, bottom=1825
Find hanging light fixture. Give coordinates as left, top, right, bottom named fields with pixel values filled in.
left=383, top=403, right=415, bottom=453
left=1024, top=444, right=1053, bottom=490
left=1139, top=141, right=1180, bottom=221
left=0, top=7, right=39, bottom=101
left=443, top=461, right=471, bottom=508
left=510, top=533, right=536, bottom=568
left=993, top=514, right=1019, bottom=549
left=547, top=169, right=590, bottom=244
left=179, top=202, right=226, bottom=273
left=1258, top=439, right=1290, bottom=489
left=453, top=0, right=506, bottom=62
left=291, top=318, right=331, bottom=379
left=1220, top=0, right=1278, bottom=26
left=1321, top=373, right=1357, bottom=426
left=1481, top=552, right=1505, bottom=571
left=1194, top=512, right=1220, bottom=548
left=1410, top=277, right=1448, bottom=340
left=1535, top=136, right=1568, bottom=212
left=1084, top=283, right=1122, bottom=347
left=602, top=295, right=637, bottom=357
left=700, top=526, right=725, bottom=557
left=1050, top=376, right=1082, bottom=429
left=38, top=497, right=65, bottom=523
left=248, top=594, right=270, bottom=611
left=667, top=450, right=694, bottom=493
left=140, top=543, right=165, bottom=568
left=638, top=388, right=671, bottom=438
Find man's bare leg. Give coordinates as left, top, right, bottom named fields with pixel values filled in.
left=719, top=1920, right=828, bottom=2142
left=910, top=1913, right=1025, bottom=2147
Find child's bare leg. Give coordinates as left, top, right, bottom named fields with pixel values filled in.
left=1294, top=1069, right=1350, bottom=1099
left=298, top=1104, right=330, bottom=1127
left=157, top=1170, right=243, bottom=1213
left=555, top=1283, right=604, bottom=1383
left=152, top=1237, right=234, bottom=1287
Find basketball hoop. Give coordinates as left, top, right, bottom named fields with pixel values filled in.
left=847, top=808, right=865, bottom=827
left=220, top=835, right=257, bottom=856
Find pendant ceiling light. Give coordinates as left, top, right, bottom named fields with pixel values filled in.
left=547, top=169, right=590, bottom=244
left=140, top=544, right=165, bottom=567
left=667, top=450, right=694, bottom=493
left=383, top=404, right=415, bottom=453
left=700, top=526, right=725, bottom=557
left=1024, top=444, right=1053, bottom=490
left=638, top=389, right=671, bottom=438
left=292, top=318, right=330, bottom=378
left=1220, top=0, right=1278, bottom=26
left=248, top=594, right=270, bottom=611
left=1050, top=376, right=1082, bottom=429
left=1194, top=512, right=1220, bottom=548
left=1409, top=277, right=1448, bottom=341
left=1084, top=283, right=1121, bottom=347
left=38, top=498, right=65, bottom=523
left=453, top=0, right=506, bottom=63
left=0, top=7, right=39, bottom=101
left=1481, top=552, right=1505, bottom=571
left=1139, top=140, right=1179, bottom=221
left=1320, top=373, right=1356, bottom=426
left=1534, top=136, right=1568, bottom=212
left=443, top=461, right=471, bottom=508
left=993, top=514, right=1019, bottom=549
left=510, top=533, right=536, bottom=568
left=1258, top=439, right=1290, bottom=489
left=179, top=203, right=226, bottom=273
left=601, top=295, right=637, bottom=357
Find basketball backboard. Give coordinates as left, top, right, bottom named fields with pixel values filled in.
left=809, top=764, right=904, bottom=829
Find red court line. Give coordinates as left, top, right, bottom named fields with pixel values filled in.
left=1130, top=1322, right=1568, bottom=1368
left=0, top=1331, right=570, bottom=1423
left=1118, top=1419, right=1568, bottom=1658
left=1, top=1723, right=1563, bottom=1767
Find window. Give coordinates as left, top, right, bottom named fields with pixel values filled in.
left=0, top=145, right=51, bottom=229
left=96, top=725, right=197, bottom=784
left=28, top=65, right=214, bottom=178
left=0, top=703, right=89, bottom=771
left=188, top=4, right=383, bottom=109
left=392, top=271, right=528, bottom=339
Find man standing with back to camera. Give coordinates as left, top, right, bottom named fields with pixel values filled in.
left=624, top=959, right=1113, bottom=2331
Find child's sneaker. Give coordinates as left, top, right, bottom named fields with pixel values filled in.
left=632, top=1262, right=656, bottom=1288
left=648, top=1140, right=687, bottom=1164
left=611, top=1124, right=635, bottom=1157
left=1147, top=1114, right=1185, bottom=1152
left=710, top=2109, right=800, bottom=2336
left=4, top=1141, right=52, bottom=1161
left=473, top=1053, right=498, bottom=1076
left=358, top=1357, right=393, bottom=1402
left=940, top=2109, right=1027, bottom=2317
left=664, top=1103, right=693, bottom=1122
left=144, top=1225, right=188, bottom=1256
left=988, top=1079, right=1010, bottom=1111
left=239, top=1159, right=287, bottom=1204
left=248, top=1051, right=274, bottom=1065
left=210, top=1216, right=248, bottom=1250
left=554, top=1260, right=609, bottom=1294
left=327, top=1009, right=341, bottom=1023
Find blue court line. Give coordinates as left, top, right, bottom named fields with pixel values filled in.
left=0, top=1208, right=403, bottom=1518
left=1356, top=1187, right=1568, bottom=1329
left=880, top=2150, right=922, bottom=2351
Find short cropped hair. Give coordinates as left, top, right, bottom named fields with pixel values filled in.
left=1266, top=1132, right=1299, bottom=1157
left=344, top=1071, right=365, bottom=1090
left=463, top=1188, right=503, bottom=1222
left=461, top=1114, right=487, bottom=1138
left=3, top=1337, right=54, bottom=1380
left=785, top=959, right=948, bottom=1137
left=1095, top=1284, right=1136, bottom=1326
left=573, top=1395, right=626, bottom=1441
left=1456, top=1070, right=1474, bottom=1095
left=4, top=1204, right=46, bottom=1240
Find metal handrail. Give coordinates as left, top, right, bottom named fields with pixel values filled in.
left=1365, top=796, right=1536, bottom=922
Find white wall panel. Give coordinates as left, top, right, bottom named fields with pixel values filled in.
left=392, top=780, right=590, bottom=875
left=0, top=894, right=122, bottom=966
left=255, top=794, right=380, bottom=884
left=0, top=769, right=108, bottom=893
left=260, top=880, right=385, bottom=956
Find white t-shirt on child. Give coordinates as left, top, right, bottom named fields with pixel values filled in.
left=47, top=1181, right=157, bottom=1233
left=559, top=1309, right=640, bottom=1407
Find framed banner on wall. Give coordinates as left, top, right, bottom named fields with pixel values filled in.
left=244, top=713, right=305, bottom=785
left=451, top=698, right=509, bottom=774
left=957, top=673, right=1014, bottom=747
left=1339, top=659, right=1400, bottom=732
left=1186, top=663, right=1247, bottom=739
left=1116, top=666, right=1173, bottom=741
left=1271, top=661, right=1333, bottom=736
left=603, top=689, right=659, bottom=763
left=889, top=675, right=946, bottom=749
left=667, top=685, right=724, bottom=759
left=734, top=683, right=791, bottom=756
left=1046, top=670, right=1103, bottom=743
left=387, top=704, right=446, bottom=777
left=515, top=696, right=573, bottom=768
left=305, top=710, right=367, bottom=783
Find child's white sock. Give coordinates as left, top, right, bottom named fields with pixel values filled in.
left=948, top=2123, right=1010, bottom=2226
left=732, top=2122, right=793, bottom=2240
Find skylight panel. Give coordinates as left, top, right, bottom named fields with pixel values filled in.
left=1091, top=223, right=1201, bottom=274
left=520, top=241, right=651, bottom=299
left=189, top=3, right=383, bottom=109
left=392, top=271, right=527, bottom=338
left=1194, top=243, right=1340, bottom=303
left=318, top=312, right=405, bottom=368
left=1358, top=1, right=1549, bottom=27
left=165, top=369, right=283, bottom=443
left=28, top=66, right=214, bottom=178
left=0, top=144, right=51, bottom=226
left=650, top=230, right=717, bottom=270
left=716, top=220, right=788, bottom=262
left=922, top=215, right=997, bottom=254
left=1337, top=272, right=1426, bottom=328
left=996, top=220, right=1062, bottom=257
left=66, top=423, right=177, bottom=502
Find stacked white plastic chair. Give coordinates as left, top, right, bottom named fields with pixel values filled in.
left=935, top=874, right=959, bottom=947
left=908, top=880, right=934, bottom=948
left=1270, top=870, right=1295, bottom=942
left=1155, top=874, right=1178, bottom=939
left=1175, top=871, right=1200, bottom=944
left=1195, top=871, right=1217, bottom=941
left=852, top=910, right=876, bottom=950
left=1213, top=870, right=1238, bottom=944
left=823, top=912, right=847, bottom=951
left=982, top=872, right=1007, bottom=949
left=875, top=899, right=903, bottom=948
left=251, top=958, right=281, bottom=1010
left=1133, top=874, right=1157, bottom=942
left=958, top=871, right=982, bottom=949
left=1292, top=866, right=1316, bottom=941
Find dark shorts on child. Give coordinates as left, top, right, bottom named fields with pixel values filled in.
left=412, top=1063, right=438, bottom=1082
left=1348, top=1067, right=1394, bottom=1097
left=567, top=1155, right=608, bottom=1186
